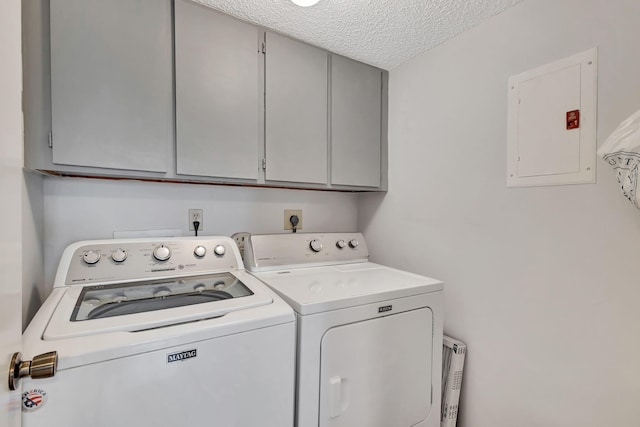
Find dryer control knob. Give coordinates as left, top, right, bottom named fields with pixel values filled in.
left=309, top=239, right=323, bottom=253
left=348, top=239, right=359, bottom=249
left=83, top=251, right=101, bottom=265
left=111, top=248, right=127, bottom=263
left=153, top=245, right=172, bottom=261
left=336, top=240, right=347, bottom=249
left=194, top=245, right=206, bottom=258
left=213, top=245, right=226, bottom=257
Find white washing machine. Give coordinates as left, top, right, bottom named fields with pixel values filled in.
left=16, top=237, right=295, bottom=427
left=245, top=232, right=444, bottom=427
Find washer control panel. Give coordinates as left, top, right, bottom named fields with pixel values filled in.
left=245, top=232, right=368, bottom=271
left=63, top=237, right=240, bottom=286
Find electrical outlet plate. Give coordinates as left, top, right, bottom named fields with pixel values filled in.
left=284, top=209, right=303, bottom=230
left=188, top=209, right=203, bottom=231
left=231, top=232, right=251, bottom=259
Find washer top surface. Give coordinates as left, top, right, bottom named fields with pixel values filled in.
left=29, top=237, right=293, bottom=342
left=246, top=233, right=443, bottom=315
left=253, top=262, right=442, bottom=315
left=44, top=270, right=276, bottom=339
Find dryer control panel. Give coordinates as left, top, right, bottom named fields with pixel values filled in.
left=245, top=233, right=369, bottom=272
left=60, top=237, right=241, bottom=287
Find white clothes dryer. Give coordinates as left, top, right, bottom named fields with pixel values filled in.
left=245, top=232, right=444, bottom=427
left=18, top=237, right=295, bottom=427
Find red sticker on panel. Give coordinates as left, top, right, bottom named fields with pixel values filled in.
left=567, top=110, right=580, bottom=130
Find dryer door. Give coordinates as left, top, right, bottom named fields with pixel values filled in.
left=319, top=308, right=433, bottom=427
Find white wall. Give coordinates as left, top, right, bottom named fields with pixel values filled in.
left=22, top=172, right=44, bottom=330
left=358, top=0, right=640, bottom=426
left=21, top=0, right=49, bottom=330
left=43, top=177, right=357, bottom=286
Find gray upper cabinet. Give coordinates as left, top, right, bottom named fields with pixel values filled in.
left=265, top=32, right=328, bottom=184
left=331, top=55, right=382, bottom=188
left=30, top=4, right=386, bottom=190
left=175, top=1, right=261, bottom=180
left=50, top=0, right=173, bottom=172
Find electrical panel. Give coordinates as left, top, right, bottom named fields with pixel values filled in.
left=507, top=48, right=597, bottom=187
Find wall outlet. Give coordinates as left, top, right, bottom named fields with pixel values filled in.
left=189, top=209, right=203, bottom=231
left=231, top=232, right=251, bottom=260
left=284, top=209, right=303, bottom=230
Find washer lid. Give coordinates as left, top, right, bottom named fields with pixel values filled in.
left=251, top=262, right=443, bottom=315
left=43, top=272, right=274, bottom=339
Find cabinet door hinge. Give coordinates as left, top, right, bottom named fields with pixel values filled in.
left=261, top=158, right=266, bottom=170
left=261, top=42, right=266, bottom=54
left=48, top=132, right=53, bottom=148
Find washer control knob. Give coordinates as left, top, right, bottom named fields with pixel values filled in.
left=153, top=245, right=171, bottom=261
left=336, top=240, right=347, bottom=249
left=194, top=245, right=206, bottom=258
left=83, top=251, right=101, bottom=265
left=111, top=248, right=127, bottom=263
left=213, top=245, right=226, bottom=257
left=348, top=239, right=359, bottom=249
left=309, top=239, right=323, bottom=253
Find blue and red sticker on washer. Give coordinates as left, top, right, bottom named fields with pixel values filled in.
left=22, top=389, right=48, bottom=412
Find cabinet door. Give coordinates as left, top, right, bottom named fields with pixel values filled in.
left=175, top=0, right=260, bottom=180
left=50, top=0, right=172, bottom=172
left=331, top=56, right=382, bottom=187
left=265, top=33, right=328, bottom=184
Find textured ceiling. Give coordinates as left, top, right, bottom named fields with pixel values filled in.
left=193, top=0, right=524, bottom=70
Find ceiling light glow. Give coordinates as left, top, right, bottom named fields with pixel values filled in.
left=291, top=0, right=320, bottom=7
